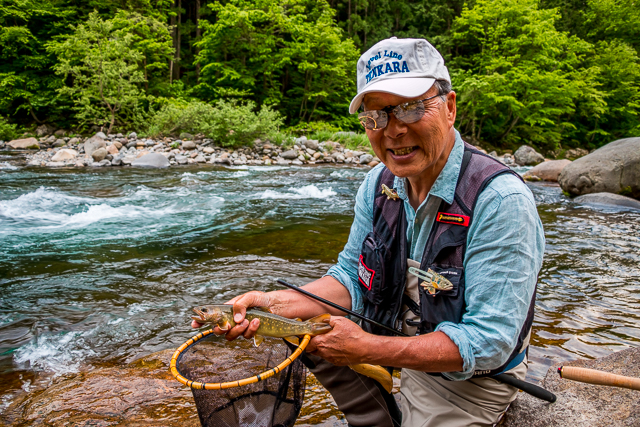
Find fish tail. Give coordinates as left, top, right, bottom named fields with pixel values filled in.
left=349, top=364, right=394, bottom=393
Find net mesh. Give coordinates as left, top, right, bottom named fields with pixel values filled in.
left=176, top=334, right=306, bottom=427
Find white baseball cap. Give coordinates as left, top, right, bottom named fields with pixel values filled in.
left=349, top=37, right=451, bottom=114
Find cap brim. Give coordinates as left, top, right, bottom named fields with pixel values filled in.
left=348, top=77, right=436, bottom=114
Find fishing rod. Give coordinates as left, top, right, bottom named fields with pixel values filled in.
left=277, top=279, right=557, bottom=403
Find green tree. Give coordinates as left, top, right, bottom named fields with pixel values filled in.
left=449, top=0, right=605, bottom=151
left=47, top=11, right=172, bottom=133
left=195, top=0, right=359, bottom=127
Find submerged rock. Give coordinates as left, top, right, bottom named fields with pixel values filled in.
left=574, top=193, right=640, bottom=210
left=503, top=347, right=640, bottom=427
left=1, top=350, right=199, bottom=426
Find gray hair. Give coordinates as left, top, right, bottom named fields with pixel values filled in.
left=434, top=80, right=452, bottom=99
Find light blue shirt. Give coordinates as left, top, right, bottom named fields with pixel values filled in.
left=325, top=130, right=544, bottom=380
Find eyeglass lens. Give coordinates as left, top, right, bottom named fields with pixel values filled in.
left=358, top=98, right=431, bottom=130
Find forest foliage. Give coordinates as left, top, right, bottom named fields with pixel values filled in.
left=0, top=0, right=638, bottom=151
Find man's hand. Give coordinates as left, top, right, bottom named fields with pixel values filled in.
left=306, top=316, right=373, bottom=366
left=191, top=291, right=279, bottom=341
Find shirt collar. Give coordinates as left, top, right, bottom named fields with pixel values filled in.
left=393, top=130, right=464, bottom=206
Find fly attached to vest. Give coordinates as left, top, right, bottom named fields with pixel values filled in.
left=357, top=142, right=536, bottom=378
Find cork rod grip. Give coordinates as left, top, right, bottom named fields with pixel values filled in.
left=559, top=366, right=640, bottom=391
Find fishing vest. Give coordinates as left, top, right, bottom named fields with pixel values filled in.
left=357, top=142, right=536, bottom=377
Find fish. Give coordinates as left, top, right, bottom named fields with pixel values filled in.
left=192, top=304, right=394, bottom=393
left=381, top=184, right=399, bottom=200
left=192, top=304, right=332, bottom=347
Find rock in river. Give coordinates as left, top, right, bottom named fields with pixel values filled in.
left=91, top=147, right=107, bottom=162
left=83, top=134, right=107, bottom=156
left=514, top=145, right=544, bottom=166
left=132, top=152, right=170, bottom=168
left=1, top=350, right=199, bottom=426
left=574, top=192, right=640, bottom=210
left=523, top=159, right=571, bottom=182
left=50, top=149, right=78, bottom=162
left=8, top=137, right=40, bottom=150
left=559, top=137, right=640, bottom=199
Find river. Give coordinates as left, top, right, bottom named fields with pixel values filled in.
left=1, top=151, right=640, bottom=424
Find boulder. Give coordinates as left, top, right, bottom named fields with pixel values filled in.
left=107, top=144, right=119, bottom=155
left=35, top=124, right=56, bottom=137
left=52, top=139, right=66, bottom=148
left=128, top=131, right=137, bottom=139
left=182, top=140, right=196, bottom=150
left=67, top=137, right=80, bottom=145
left=83, top=135, right=107, bottom=156
left=522, top=160, right=571, bottom=182
left=573, top=193, right=640, bottom=210
left=564, top=147, right=589, bottom=160
left=50, top=149, right=78, bottom=162
left=8, top=137, right=39, bottom=149
left=95, top=131, right=107, bottom=139
left=54, top=129, right=66, bottom=137
left=1, top=349, right=199, bottom=426
left=360, top=154, right=374, bottom=164
left=558, top=138, right=640, bottom=199
left=303, top=139, right=319, bottom=150
left=91, top=147, right=107, bottom=162
left=503, top=347, right=640, bottom=427
left=514, top=145, right=544, bottom=166
left=179, top=132, right=194, bottom=140
left=121, top=155, right=136, bottom=165
left=281, top=149, right=298, bottom=160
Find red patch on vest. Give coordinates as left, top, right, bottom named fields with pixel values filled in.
left=358, top=255, right=375, bottom=290
left=436, top=212, right=470, bottom=227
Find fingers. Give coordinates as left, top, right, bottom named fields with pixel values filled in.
left=191, top=320, right=204, bottom=328
left=231, top=291, right=270, bottom=324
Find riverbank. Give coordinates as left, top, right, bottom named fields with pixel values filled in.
left=3, top=132, right=382, bottom=168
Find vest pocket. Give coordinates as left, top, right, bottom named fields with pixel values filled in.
left=418, top=266, right=465, bottom=330
left=359, top=232, right=388, bottom=305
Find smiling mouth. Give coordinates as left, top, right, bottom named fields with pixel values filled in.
left=390, top=147, right=417, bottom=156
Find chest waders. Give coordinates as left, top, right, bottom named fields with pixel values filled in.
left=357, top=142, right=536, bottom=378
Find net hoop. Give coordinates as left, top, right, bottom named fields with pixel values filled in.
left=170, top=329, right=311, bottom=390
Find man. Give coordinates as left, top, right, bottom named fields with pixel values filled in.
left=193, top=37, right=544, bottom=427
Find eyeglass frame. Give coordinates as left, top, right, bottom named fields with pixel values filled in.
left=358, top=93, right=446, bottom=131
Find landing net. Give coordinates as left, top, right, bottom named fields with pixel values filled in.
left=172, top=330, right=307, bottom=427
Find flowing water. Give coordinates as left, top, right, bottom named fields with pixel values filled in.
left=1, top=151, right=640, bottom=424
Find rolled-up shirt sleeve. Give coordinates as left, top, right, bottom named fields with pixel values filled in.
left=436, top=174, right=544, bottom=380
left=324, top=164, right=384, bottom=314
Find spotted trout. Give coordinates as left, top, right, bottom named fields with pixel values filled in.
left=191, top=304, right=394, bottom=393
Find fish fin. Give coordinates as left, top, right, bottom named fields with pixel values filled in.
left=283, top=336, right=300, bottom=346
left=307, top=313, right=331, bottom=324
left=219, top=321, right=232, bottom=332
left=349, top=364, right=393, bottom=393
left=254, top=306, right=273, bottom=313
left=253, top=335, right=264, bottom=347
left=294, top=318, right=302, bottom=322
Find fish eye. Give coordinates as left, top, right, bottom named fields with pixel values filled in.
left=201, top=307, right=208, bottom=313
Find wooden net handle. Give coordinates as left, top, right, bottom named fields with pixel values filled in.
left=170, top=329, right=311, bottom=390
left=559, top=366, right=640, bottom=391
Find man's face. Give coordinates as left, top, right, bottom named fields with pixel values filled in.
left=363, top=86, right=457, bottom=180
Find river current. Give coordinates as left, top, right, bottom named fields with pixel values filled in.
left=1, top=152, right=640, bottom=422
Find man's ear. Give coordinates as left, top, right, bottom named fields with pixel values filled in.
left=445, top=91, right=457, bottom=128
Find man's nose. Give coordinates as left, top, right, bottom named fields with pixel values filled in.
left=384, top=114, right=407, bottom=139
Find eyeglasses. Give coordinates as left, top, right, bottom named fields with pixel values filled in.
left=358, top=94, right=443, bottom=131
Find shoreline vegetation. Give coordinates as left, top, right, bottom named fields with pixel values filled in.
left=1, top=0, right=638, bottom=158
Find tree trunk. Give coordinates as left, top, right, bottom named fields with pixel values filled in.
left=196, top=0, right=201, bottom=81
left=170, top=7, right=176, bottom=84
